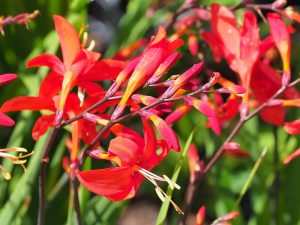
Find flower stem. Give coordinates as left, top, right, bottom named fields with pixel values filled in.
left=71, top=175, right=83, bottom=225
left=37, top=127, right=59, bottom=225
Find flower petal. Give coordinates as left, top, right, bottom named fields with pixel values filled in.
left=196, top=206, right=206, bottom=225
left=0, top=74, right=17, bottom=86
left=139, top=117, right=160, bottom=169
left=108, top=137, right=140, bottom=166
left=284, top=148, right=300, bottom=164
left=110, top=123, right=144, bottom=149
left=267, top=13, right=290, bottom=72
left=1, top=96, right=56, bottom=112
left=165, top=104, right=191, bottom=124
left=284, top=119, right=300, bottom=135
left=27, top=53, right=65, bottom=74
left=184, top=96, right=215, bottom=118
left=82, top=59, right=126, bottom=82
left=148, top=114, right=180, bottom=152
left=76, top=167, right=135, bottom=201
left=53, top=15, right=81, bottom=70
left=0, top=112, right=15, bottom=126
left=32, top=114, right=55, bottom=140
left=39, top=71, right=63, bottom=97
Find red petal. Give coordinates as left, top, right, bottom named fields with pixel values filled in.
left=76, top=167, right=135, bottom=201
left=211, top=3, right=240, bottom=60
left=239, top=11, right=260, bottom=87
left=260, top=106, right=284, bottom=126
left=32, top=114, right=55, bottom=140
left=39, top=71, right=63, bottom=97
left=224, top=142, right=250, bottom=158
left=108, top=137, right=140, bottom=166
left=188, top=35, right=198, bottom=55
left=267, top=13, right=290, bottom=72
left=284, top=120, right=300, bottom=135
left=185, top=96, right=215, bottom=118
left=110, top=123, right=144, bottom=149
left=139, top=117, right=160, bottom=169
left=165, top=104, right=191, bottom=124
left=0, top=73, right=17, bottom=86
left=201, top=31, right=224, bottom=62
left=217, top=211, right=240, bottom=222
left=196, top=206, right=206, bottom=225
left=284, top=148, right=300, bottom=164
left=78, top=80, right=103, bottom=94
left=82, top=59, right=126, bottom=81
left=148, top=114, right=180, bottom=152
left=188, top=144, right=201, bottom=183
left=0, top=112, right=15, bottom=126
left=173, top=62, right=204, bottom=89
left=1, top=96, right=55, bottom=112
left=53, top=15, right=81, bottom=70
left=207, top=116, right=222, bottom=136
left=148, top=52, right=181, bottom=85
left=27, top=53, right=65, bottom=74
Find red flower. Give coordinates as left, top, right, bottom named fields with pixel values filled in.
left=76, top=118, right=182, bottom=213
left=0, top=73, right=17, bottom=126
left=27, top=15, right=125, bottom=113
left=202, top=4, right=259, bottom=90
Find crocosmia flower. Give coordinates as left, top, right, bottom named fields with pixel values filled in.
left=27, top=15, right=124, bottom=118
left=76, top=118, right=183, bottom=213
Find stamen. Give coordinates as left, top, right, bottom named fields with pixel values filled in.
left=81, top=32, right=88, bottom=48
left=155, top=187, right=165, bottom=202
left=139, top=168, right=165, bottom=181
left=78, top=87, right=85, bottom=107
left=137, top=168, right=184, bottom=215
left=0, top=165, right=11, bottom=180
left=0, top=147, right=27, bottom=152
left=163, top=175, right=181, bottom=190
left=87, top=40, right=95, bottom=51
left=154, top=183, right=184, bottom=215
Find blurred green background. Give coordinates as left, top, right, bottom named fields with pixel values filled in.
left=1, top=0, right=300, bottom=225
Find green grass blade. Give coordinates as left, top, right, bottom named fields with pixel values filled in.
left=0, top=133, right=49, bottom=225
left=236, top=147, right=268, bottom=205
left=155, top=127, right=197, bottom=225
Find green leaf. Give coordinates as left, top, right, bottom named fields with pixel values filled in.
left=236, top=147, right=268, bottom=205
left=155, top=126, right=198, bottom=225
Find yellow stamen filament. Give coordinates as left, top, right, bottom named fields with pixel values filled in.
left=78, top=87, right=85, bottom=107
left=163, top=175, right=181, bottom=190
left=81, top=32, right=88, bottom=48
left=87, top=40, right=95, bottom=51
left=155, top=187, right=165, bottom=202
left=138, top=168, right=183, bottom=214
left=0, top=147, right=27, bottom=152
left=0, top=165, right=11, bottom=180
left=0, top=148, right=33, bottom=179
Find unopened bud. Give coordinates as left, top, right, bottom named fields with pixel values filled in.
left=272, top=0, right=287, bottom=9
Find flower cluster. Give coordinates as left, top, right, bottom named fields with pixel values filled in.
left=2, top=1, right=300, bottom=224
